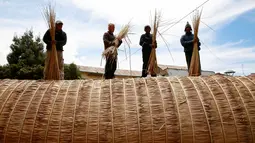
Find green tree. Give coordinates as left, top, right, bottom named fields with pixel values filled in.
left=0, top=29, right=82, bottom=80
left=0, top=30, right=45, bottom=79
left=0, top=65, right=11, bottom=79
left=64, top=63, right=82, bottom=80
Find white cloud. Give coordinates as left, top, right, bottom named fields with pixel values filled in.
left=69, top=0, right=255, bottom=75
left=0, top=0, right=254, bottom=76
left=113, top=41, right=255, bottom=76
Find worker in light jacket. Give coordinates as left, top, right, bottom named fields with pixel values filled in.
left=139, top=25, right=157, bottom=77
left=103, top=23, right=122, bottom=79
left=180, top=22, right=201, bottom=71
left=43, top=20, right=67, bottom=80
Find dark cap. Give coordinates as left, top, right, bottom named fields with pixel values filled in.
left=184, top=22, right=192, bottom=31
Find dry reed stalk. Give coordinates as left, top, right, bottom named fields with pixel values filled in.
left=0, top=75, right=255, bottom=142
left=43, top=3, right=60, bottom=80
left=102, top=23, right=131, bottom=65
left=148, top=10, right=161, bottom=76
left=189, top=10, right=202, bottom=76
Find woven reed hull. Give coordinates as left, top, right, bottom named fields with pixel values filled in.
left=0, top=75, right=254, bottom=143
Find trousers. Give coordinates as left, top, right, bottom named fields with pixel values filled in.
left=142, top=48, right=156, bottom=77
left=104, top=57, right=117, bottom=79
left=185, top=51, right=192, bottom=71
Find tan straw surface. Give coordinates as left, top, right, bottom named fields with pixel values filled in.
left=0, top=75, right=254, bottom=142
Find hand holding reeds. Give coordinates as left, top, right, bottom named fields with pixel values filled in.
left=114, top=37, right=122, bottom=47
left=51, top=40, right=56, bottom=45
left=151, top=41, right=157, bottom=49
left=116, top=37, right=122, bottom=41
left=102, top=23, right=131, bottom=61
left=193, top=38, right=198, bottom=43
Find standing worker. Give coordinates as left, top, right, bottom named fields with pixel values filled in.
left=139, top=25, right=157, bottom=77
left=180, top=22, right=201, bottom=71
left=103, top=23, right=122, bottom=79
left=43, top=20, right=67, bottom=80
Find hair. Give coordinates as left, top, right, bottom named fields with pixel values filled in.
left=144, top=25, right=151, bottom=31
left=108, top=23, right=115, bottom=27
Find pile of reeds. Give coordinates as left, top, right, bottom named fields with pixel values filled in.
left=1, top=75, right=255, bottom=142
left=43, top=3, right=60, bottom=80
left=102, top=23, right=131, bottom=64
left=148, top=10, right=161, bottom=76
left=189, top=9, right=202, bottom=76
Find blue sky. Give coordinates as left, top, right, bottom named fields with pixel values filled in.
left=0, top=0, right=255, bottom=76
left=215, top=9, right=255, bottom=46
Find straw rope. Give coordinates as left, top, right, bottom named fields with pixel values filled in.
left=176, top=77, right=195, bottom=143
left=226, top=76, right=255, bottom=141
left=44, top=80, right=64, bottom=142
left=187, top=77, right=213, bottom=142
left=0, top=75, right=254, bottom=143
left=30, top=81, right=55, bottom=142
left=18, top=81, right=44, bottom=143
left=166, top=77, right=182, bottom=143
left=199, top=76, right=226, bottom=142
left=3, top=81, right=33, bottom=142
left=122, top=79, right=128, bottom=142
left=143, top=78, right=155, bottom=142
left=155, top=78, right=168, bottom=142
left=213, top=76, right=244, bottom=142
left=202, top=76, right=238, bottom=142
left=85, top=80, right=94, bottom=142
left=132, top=78, right=141, bottom=142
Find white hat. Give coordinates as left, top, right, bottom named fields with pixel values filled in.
left=55, top=20, right=63, bottom=25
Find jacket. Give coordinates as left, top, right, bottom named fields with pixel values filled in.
left=139, top=33, right=157, bottom=51
left=43, top=29, right=67, bottom=51
left=103, top=31, right=122, bottom=50
left=180, top=32, right=201, bottom=52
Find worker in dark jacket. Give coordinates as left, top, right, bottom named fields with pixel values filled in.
left=103, top=23, right=122, bottom=79
left=139, top=25, right=157, bottom=77
left=43, top=20, right=67, bottom=80
left=180, top=22, right=201, bottom=71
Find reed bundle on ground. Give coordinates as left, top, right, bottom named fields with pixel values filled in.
left=43, top=3, right=60, bottom=80
left=102, top=23, right=131, bottom=64
left=148, top=10, right=161, bottom=76
left=0, top=75, right=255, bottom=142
left=189, top=9, right=202, bottom=76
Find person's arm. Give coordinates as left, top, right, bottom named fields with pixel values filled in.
left=180, top=35, right=193, bottom=47
left=154, top=39, right=157, bottom=48
left=57, top=32, right=67, bottom=46
left=43, top=30, right=51, bottom=45
left=103, top=33, right=115, bottom=47
left=198, top=38, right=201, bottom=51
left=140, top=34, right=150, bottom=47
left=139, top=35, right=145, bottom=46
left=117, top=39, right=122, bottom=47
left=198, top=38, right=201, bottom=47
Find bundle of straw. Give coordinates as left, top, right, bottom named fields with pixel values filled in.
left=148, top=10, right=161, bottom=76
left=102, top=23, right=131, bottom=64
left=43, top=3, right=60, bottom=80
left=189, top=9, right=202, bottom=76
